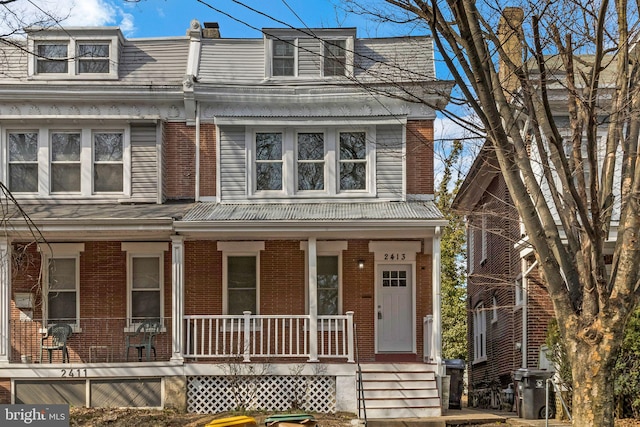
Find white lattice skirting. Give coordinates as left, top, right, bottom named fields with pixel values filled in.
left=187, top=375, right=337, bottom=414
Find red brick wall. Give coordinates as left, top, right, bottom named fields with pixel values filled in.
left=182, top=239, right=432, bottom=362
left=467, top=174, right=523, bottom=390
left=0, top=379, right=10, bottom=403
left=406, top=120, right=435, bottom=195
left=163, top=122, right=196, bottom=200
left=163, top=122, right=217, bottom=200
left=9, top=241, right=173, bottom=363
left=199, top=123, right=217, bottom=198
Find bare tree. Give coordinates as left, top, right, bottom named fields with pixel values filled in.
left=344, top=0, right=640, bottom=425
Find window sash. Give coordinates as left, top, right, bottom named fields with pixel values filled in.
left=272, top=40, right=295, bottom=76
left=47, top=257, right=78, bottom=323
left=255, top=133, right=283, bottom=191
left=297, top=133, right=325, bottom=191
left=77, top=43, right=110, bottom=74
left=317, top=255, right=339, bottom=315
left=130, top=255, right=162, bottom=322
left=227, top=256, right=257, bottom=315
left=51, top=132, right=81, bottom=193
left=36, top=43, right=68, bottom=74
left=473, top=303, right=486, bottom=361
left=339, top=132, right=367, bottom=190
left=324, top=40, right=346, bottom=76
left=93, top=132, right=124, bottom=192
left=8, top=132, right=39, bottom=193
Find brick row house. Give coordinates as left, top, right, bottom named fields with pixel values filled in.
left=452, top=8, right=622, bottom=411
left=0, top=21, right=452, bottom=417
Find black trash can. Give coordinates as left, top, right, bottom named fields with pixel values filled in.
left=444, top=359, right=465, bottom=409
left=514, top=368, right=555, bottom=419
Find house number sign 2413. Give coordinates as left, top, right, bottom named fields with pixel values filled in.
left=384, top=253, right=406, bottom=260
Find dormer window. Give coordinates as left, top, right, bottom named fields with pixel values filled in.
left=36, top=43, right=68, bottom=73
left=27, top=28, right=121, bottom=79
left=77, top=43, right=110, bottom=73
left=272, top=40, right=295, bottom=76
left=324, top=40, right=346, bottom=76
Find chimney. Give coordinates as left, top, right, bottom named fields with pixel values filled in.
left=202, top=22, right=221, bottom=39
left=497, top=7, right=524, bottom=99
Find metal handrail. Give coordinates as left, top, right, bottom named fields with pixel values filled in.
left=354, top=323, right=367, bottom=425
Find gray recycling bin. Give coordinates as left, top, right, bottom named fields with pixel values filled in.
left=444, top=359, right=465, bottom=409
left=514, top=368, right=555, bottom=419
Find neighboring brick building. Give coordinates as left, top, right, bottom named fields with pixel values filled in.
left=0, top=20, right=452, bottom=418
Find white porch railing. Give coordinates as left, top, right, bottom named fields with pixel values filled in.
left=183, top=311, right=354, bottom=362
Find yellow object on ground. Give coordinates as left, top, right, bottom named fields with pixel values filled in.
left=205, top=415, right=258, bottom=427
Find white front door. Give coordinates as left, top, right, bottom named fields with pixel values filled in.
left=376, top=264, right=413, bottom=352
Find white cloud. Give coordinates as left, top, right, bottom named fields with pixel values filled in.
left=0, top=0, right=134, bottom=35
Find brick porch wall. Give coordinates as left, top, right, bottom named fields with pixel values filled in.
left=0, top=379, right=9, bottom=403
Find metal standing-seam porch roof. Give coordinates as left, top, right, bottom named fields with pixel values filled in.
left=176, top=201, right=446, bottom=240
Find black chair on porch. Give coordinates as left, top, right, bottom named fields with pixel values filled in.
left=40, top=323, right=73, bottom=363
left=125, top=320, right=162, bottom=361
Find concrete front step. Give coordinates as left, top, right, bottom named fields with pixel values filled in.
left=365, top=406, right=442, bottom=419
left=358, top=363, right=441, bottom=420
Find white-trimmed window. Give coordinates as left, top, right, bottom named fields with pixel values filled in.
left=51, top=131, right=81, bottom=193
left=8, top=131, right=38, bottom=193
left=297, top=132, right=325, bottom=191
left=77, top=42, right=110, bottom=74
left=3, top=126, right=130, bottom=197
left=473, top=302, right=487, bottom=363
left=93, top=131, right=124, bottom=192
left=218, top=241, right=264, bottom=315
left=272, top=39, right=296, bottom=76
left=255, top=132, right=283, bottom=191
left=122, top=242, right=166, bottom=328
left=29, top=35, right=119, bottom=79
left=36, top=43, right=68, bottom=74
left=247, top=126, right=374, bottom=198
left=41, top=243, right=84, bottom=328
left=301, top=241, right=346, bottom=316
left=339, top=131, right=367, bottom=191
left=323, top=39, right=346, bottom=76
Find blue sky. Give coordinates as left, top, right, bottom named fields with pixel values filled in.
left=3, top=0, right=420, bottom=39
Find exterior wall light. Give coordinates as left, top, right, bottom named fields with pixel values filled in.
left=357, top=259, right=365, bottom=269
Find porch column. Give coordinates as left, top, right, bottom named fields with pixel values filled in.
left=432, top=227, right=443, bottom=375
left=308, top=237, right=318, bottom=362
left=0, top=239, right=11, bottom=363
left=171, top=236, right=185, bottom=363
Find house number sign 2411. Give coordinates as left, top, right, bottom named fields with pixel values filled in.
left=384, top=253, right=406, bottom=260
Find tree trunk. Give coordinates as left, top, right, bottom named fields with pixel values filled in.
left=570, top=342, right=617, bottom=426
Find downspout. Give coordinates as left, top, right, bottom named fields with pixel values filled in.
left=432, top=226, right=443, bottom=375
left=195, top=101, right=200, bottom=202
left=521, top=259, right=538, bottom=368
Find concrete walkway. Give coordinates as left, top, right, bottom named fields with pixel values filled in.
left=365, top=408, right=570, bottom=427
